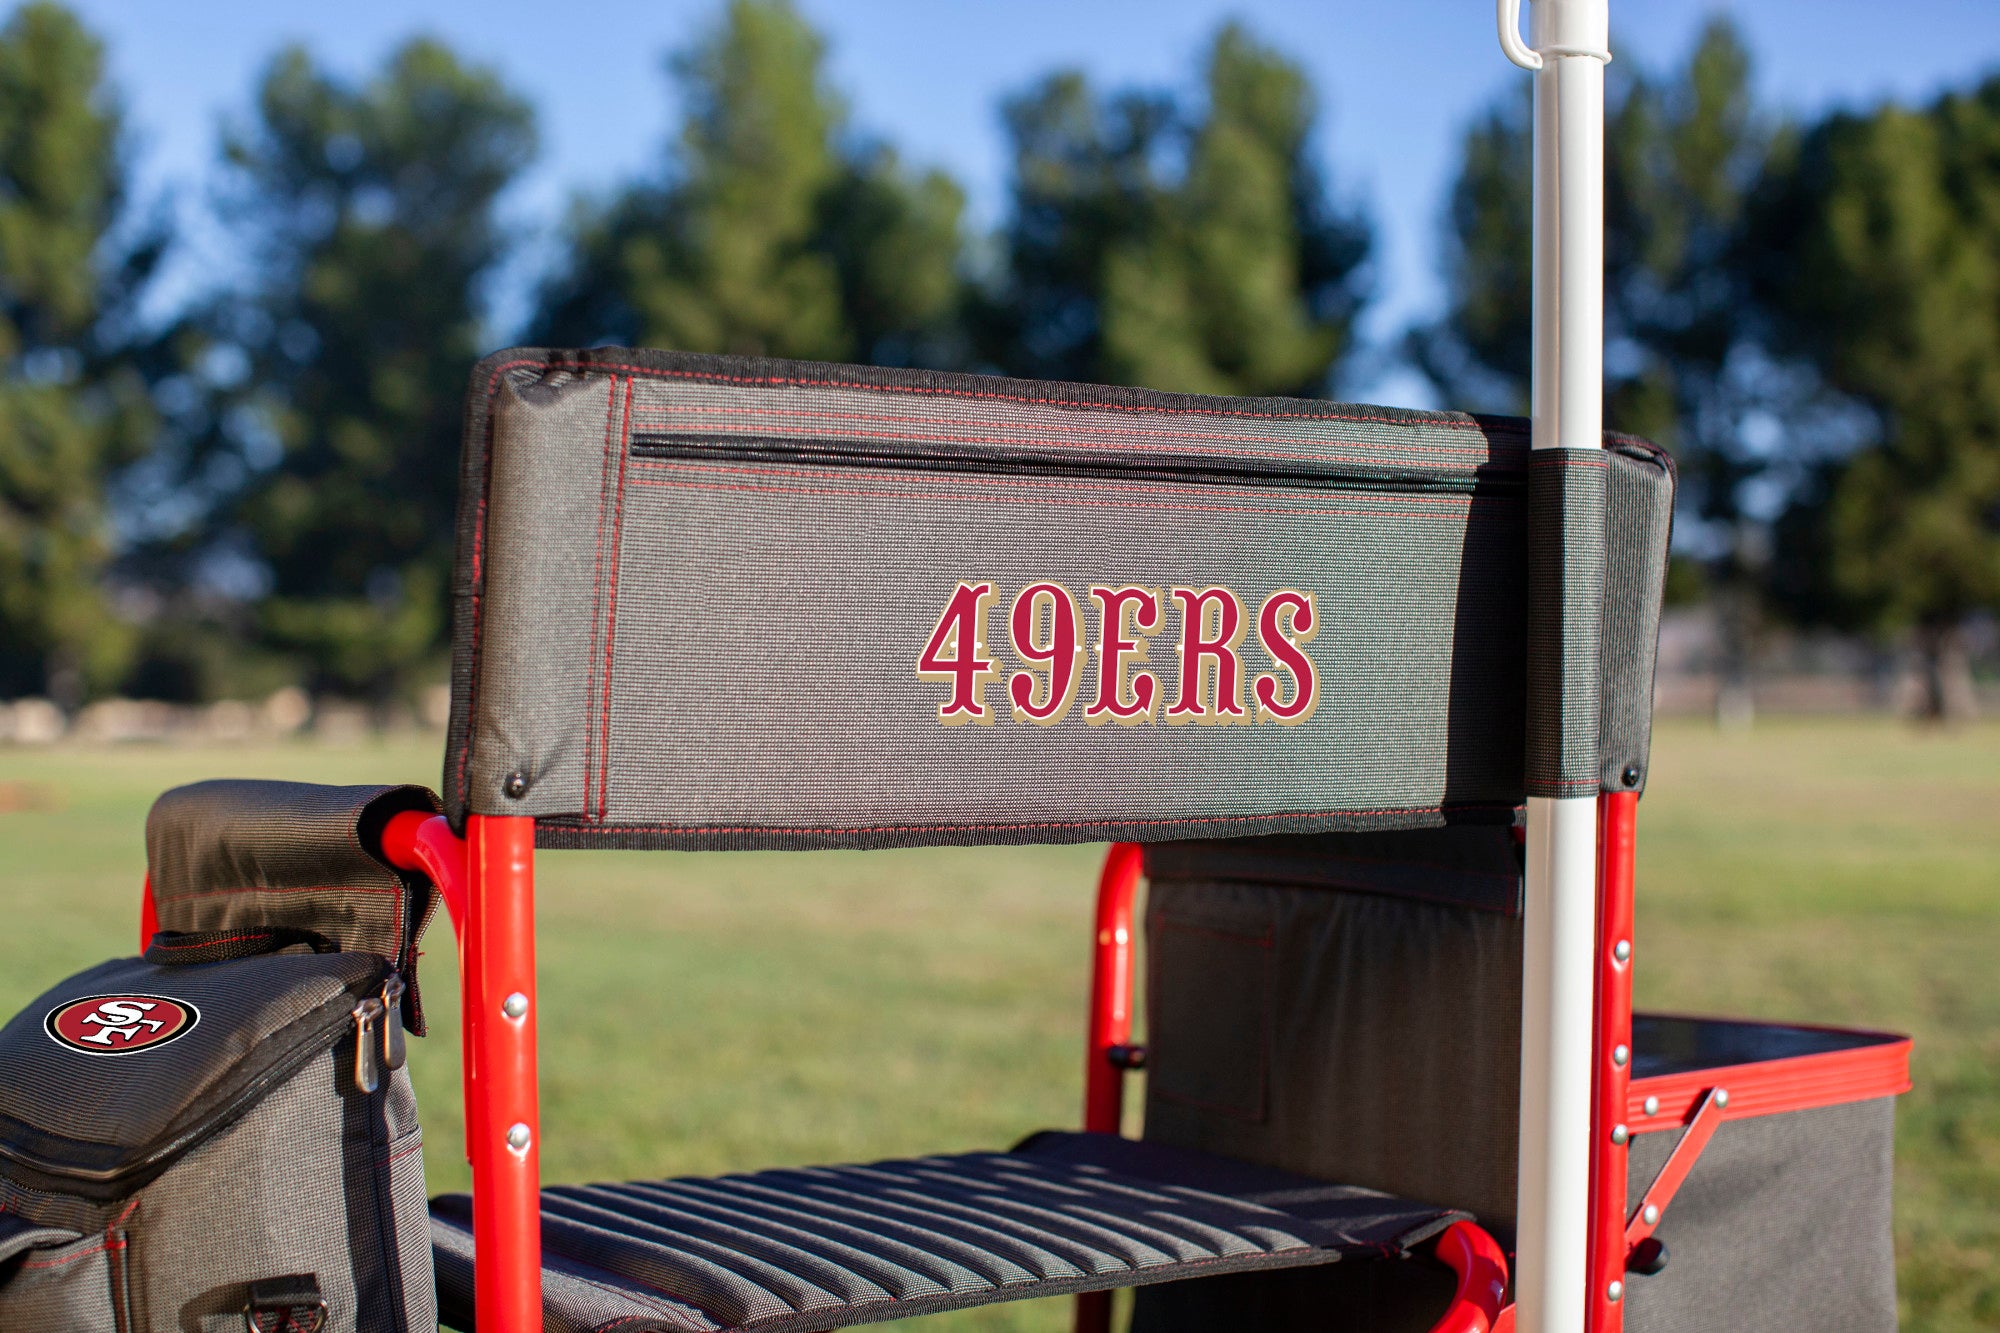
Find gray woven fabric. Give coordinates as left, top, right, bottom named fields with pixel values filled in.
left=1526, top=450, right=1607, bottom=798
left=429, top=1131, right=1462, bottom=1332
left=0, top=951, right=435, bottom=1332
left=0, top=1221, right=120, bottom=1331
left=145, top=779, right=442, bottom=1030
left=444, top=348, right=1675, bottom=850
left=0, top=1049, right=434, bottom=1333
left=1624, top=1098, right=1897, bottom=1333
left=0, top=951, right=383, bottom=1191
left=1143, top=828, right=1524, bottom=916
left=1599, top=434, right=1674, bottom=793
left=1140, top=859, right=1525, bottom=1233
left=124, top=1055, right=433, bottom=1333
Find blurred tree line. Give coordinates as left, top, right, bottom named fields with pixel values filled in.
left=0, top=1, right=1994, bottom=715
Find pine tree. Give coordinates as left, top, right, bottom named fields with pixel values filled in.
left=205, top=40, right=535, bottom=699
left=1755, top=78, right=2000, bottom=717
left=0, top=2, right=160, bottom=701
left=984, top=23, right=1370, bottom=397
left=534, top=0, right=964, bottom=368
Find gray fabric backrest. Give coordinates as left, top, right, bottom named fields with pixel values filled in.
left=444, top=348, right=1673, bottom=849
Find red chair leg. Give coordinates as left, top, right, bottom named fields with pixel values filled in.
left=467, top=814, right=542, bottom=1333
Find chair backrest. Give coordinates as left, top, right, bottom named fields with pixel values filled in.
left=442, top=348, right=1673, bottom=849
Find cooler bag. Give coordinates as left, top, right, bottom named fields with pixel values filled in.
left=0, top=781, right=443, bottom=1333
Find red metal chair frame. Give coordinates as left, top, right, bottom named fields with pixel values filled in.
left=137, top=784, right=1849, bottom=1333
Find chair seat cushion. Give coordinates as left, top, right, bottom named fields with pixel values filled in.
left=430, top=1130, right=1465, bottom=1333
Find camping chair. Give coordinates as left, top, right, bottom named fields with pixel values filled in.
left=134, top=3, right=1910, bottom=1330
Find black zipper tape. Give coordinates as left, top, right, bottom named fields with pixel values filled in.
left=630, top=432, right=1525, bottom=498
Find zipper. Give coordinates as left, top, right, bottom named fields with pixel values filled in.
left=380, top=974, right=408, bottom=1074
left=352, top=996, right=384, bottom=1095
left=629, top=432, right=1523, bottom=498
left=0, top=961, right=393, bottom=1196
left=353, top=974, right=409, bottom=1094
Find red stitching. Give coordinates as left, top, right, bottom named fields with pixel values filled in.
left=148, top=932, right=275, bottom=949
left=165, top=884, right=399, bottom=900
left=585, top=378, right=623, bottom=820
left=20, top=1241, right=108, bottom=1269
left=598, top=377, right=634, bottom=822
left=632, top=456, right=1486, bottom=511
left=545, top=805, right=1513, bottom=836
left=627, top=403, right=1515, bottom=464
left=631, top=473, right=1490, bottom=522
left=457, top=352, right=1536, bottom=812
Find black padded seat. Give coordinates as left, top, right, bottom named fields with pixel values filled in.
left=430, top=1131, right=1465, bottom=1333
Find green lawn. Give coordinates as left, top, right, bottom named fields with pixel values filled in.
left=1, top=718, right=1994, bottom=1331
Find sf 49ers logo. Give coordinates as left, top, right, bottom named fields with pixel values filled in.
left=918, top=581, right=1318, bottom=727
left=46, top=994, right=199, bottom=1055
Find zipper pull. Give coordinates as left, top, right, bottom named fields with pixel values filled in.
left=352, top=996, right=384, bottom=1094
left=380, top=975, right=408, bottom=1072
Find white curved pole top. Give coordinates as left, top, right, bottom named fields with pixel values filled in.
left=1500, top=0, right=1613, bottom=68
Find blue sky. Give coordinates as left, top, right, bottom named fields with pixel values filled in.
left=45, top=0, right=2000, bottom=405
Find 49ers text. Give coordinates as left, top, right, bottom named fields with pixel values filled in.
left=917, top=582, right=1318, bottom=727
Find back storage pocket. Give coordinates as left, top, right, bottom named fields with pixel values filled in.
left=1622, top=1015, right=1909, bottom=1333
left=1146, top=885, right=1275, bottom=1123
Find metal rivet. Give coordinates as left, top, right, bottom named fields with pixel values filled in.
left=1613, top=939, right=1632, bottom=963
left=1608, top=1280, right=1625, bottom=1304
left=1642, top=1204, right=1660, bottom=1226
left=502, top=771, right=529, bottom=799
left=506, top=1123, right=532, bottom=1152
left=1612, top=1044, right=1630, bottom=1068
left=1620, top=764, right=1641, bottom=788
left=1610, top=1124, right=1629, bottom=1145
left=1713, top=1088, right=1729, bottom=1108
left=1643, top=1095, right=1660, bottom=1117
left=502, top=992, right=529, bottom=1020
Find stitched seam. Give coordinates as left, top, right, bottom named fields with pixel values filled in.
left=584, top=379, right=621, bottom=820
left=598, top=376, right=634, bottom=822
left=455, top=386, right=501, bottom=806
left=148, top=932, right=275, bottom=949
left=630, top=474, right=1494, bottom=522
left=486, top=356, right=1518, bottom=433
left=21, top=1240, right=108, bottom=1269
left=539, top=805, right=1516, bottom=836
left=632, top=457, right=1488, bottom=509
left=627, top=405, right=1513, bottom=464
left=457, top=352, right=1543, bottom=815
left=165, top=884, right=400, bottom=899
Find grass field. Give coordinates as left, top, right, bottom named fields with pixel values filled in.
left=2, top=718, right=1995, bottom=1331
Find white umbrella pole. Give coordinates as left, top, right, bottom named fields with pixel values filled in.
left=1498, top=2, right=1611, bottom=1331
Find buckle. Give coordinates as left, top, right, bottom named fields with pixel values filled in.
left=244, top=1273, right=328, bottom=1333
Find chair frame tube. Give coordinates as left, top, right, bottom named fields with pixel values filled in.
left=465, top=815, right=542, bottom=1333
